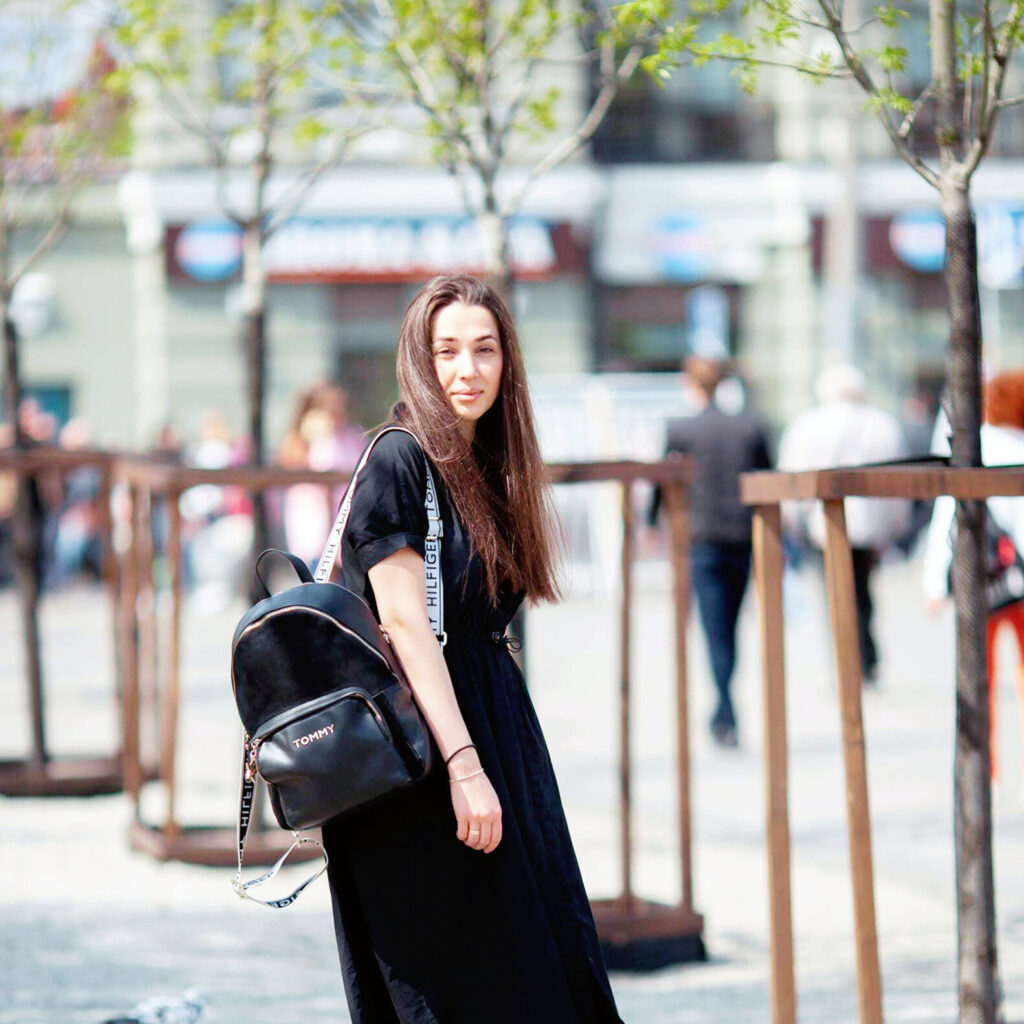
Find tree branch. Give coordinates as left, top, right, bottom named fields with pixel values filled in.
left=760, top=0, right=832, bottom=31
left=676, top=46, right=853, bottom=79
left=263, top=131, right=361, bottom=239
left=964, top=59, right=975, bottom=144
left=492, top=6, right=563, bottom=159
left=970, top=0, right=994, bottom=153
left=372, top=0, right=484, bottom=172
left=963, top=0, right=1024, bottom=177
left=502, top=36, right=646, bottom=218
left=9, top=196, right=73, bottom=291
left=816, top=0, right=941, bottom=189
left=899, top=82, right=934, bottom=138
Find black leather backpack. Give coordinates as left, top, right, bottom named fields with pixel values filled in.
left=230, top=426, right=444, bottom=907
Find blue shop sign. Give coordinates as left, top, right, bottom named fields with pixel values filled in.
left=653, top=215, right=714, bottom=281
left=977, top=204, right=1024, bottom=289
left=890, top=206, right=1024, bottom=287
left=171, top=216, right=556, bottom=282
left=889, top=211, right=946, bottom=273
left=175, top=219, right=245, bottom=281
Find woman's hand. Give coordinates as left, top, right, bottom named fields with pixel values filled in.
left=448, top=748, right=502, bottom=853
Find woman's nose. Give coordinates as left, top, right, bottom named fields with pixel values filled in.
left=455, top=350, right=477, bottom=378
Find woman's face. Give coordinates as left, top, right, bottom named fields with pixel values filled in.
left=431, top=301, right=503, bottom=439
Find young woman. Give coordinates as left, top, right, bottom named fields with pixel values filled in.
left=320, top=275, right=624, bottom=1024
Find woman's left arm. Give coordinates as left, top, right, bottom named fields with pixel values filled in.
left=368, top=547, right=503, bottom=854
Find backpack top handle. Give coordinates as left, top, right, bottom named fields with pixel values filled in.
left=253, top=548, right=315, bottom=600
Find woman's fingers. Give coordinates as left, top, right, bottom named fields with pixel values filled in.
left=476, top=820, right=492, bottom=851
left=484, top=819, right=502, bottom=854
left=456, top=815, right=470, bottom=843
left=460, top=817, right=502, bottom=851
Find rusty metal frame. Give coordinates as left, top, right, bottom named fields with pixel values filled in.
left=0, top=447, right=123, bottom=796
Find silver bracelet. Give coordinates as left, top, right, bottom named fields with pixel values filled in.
left=449, top=767, right=485, bottom=784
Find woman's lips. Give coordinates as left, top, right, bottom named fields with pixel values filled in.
left=453, top=391, right=482, bottom=401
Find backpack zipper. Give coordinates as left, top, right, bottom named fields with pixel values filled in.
left=252, top=687, right=391, bottom=746
left=231, top=604, right=394, bottom=694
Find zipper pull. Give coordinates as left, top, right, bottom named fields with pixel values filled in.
left=244, top=739, right=261, bottom=781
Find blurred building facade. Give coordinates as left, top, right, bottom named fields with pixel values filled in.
left=10, top=2, right=1024, bottom=454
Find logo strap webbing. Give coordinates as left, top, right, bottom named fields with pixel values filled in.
left=232, top=750, right=330, bottom=908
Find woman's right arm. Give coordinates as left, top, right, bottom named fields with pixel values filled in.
left=368, top=546, right=503, bottom=854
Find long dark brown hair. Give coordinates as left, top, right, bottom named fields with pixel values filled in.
left=390, top=274, right=564, bottom=605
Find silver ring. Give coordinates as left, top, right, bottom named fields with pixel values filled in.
left=468, top=829, right=480, bottom=835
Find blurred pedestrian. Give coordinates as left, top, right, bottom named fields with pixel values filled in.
left=180, top=410, right=251, bottom=611
left=277, top=381, right=364, bottom=568
left=778, top=364, right=910, bottom=686
left=898, top=383, right=942, bottom=553
left=152, top=422, right=184, bottom=464
left=648, top=355, right=772, bottom=747
left=50, top=417, right=103, bottom=586
left=13, top=398, right=60, bottom=585
left=0, top=422, right=14, bottom=586
left=921, top=368, right=1024, bottom=785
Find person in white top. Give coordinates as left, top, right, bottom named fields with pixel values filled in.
left=778, top=364, right=910, bottom=685
left=921, top=369, right=1024, bottom=786
left=922, top=382, right=1024, bottom=605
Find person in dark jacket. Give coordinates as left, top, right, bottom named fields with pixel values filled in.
left=649, top=355, right=772, bottom=747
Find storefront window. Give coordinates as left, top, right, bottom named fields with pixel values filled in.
left=596, top=284, right=739, bottom=372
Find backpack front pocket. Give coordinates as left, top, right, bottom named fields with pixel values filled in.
left=255, top=689, right=413, bottom=830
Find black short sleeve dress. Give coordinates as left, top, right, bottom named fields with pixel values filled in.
left=320, top=429, right=624, bottom=1024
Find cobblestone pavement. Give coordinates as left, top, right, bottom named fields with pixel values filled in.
left=2, top=555, right=1024, bottom=1023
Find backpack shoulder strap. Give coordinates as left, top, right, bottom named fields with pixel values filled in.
left=314, top=425, right=445, bottom=644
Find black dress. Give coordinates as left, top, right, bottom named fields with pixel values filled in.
left=320, top=429, right=623, bottom=1024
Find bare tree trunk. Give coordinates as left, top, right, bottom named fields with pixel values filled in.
left=242, top=222, right=270, bottom=603
left=478, top=197, right=512, bottom=300
left=928, top=0, right=1000, bottom=1006
left=942, top=183, right=1000, bottom=1024
left=3, top=309, right=47, bottom=766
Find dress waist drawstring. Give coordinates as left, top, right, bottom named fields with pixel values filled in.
left=491, top=632, right=523, bottom=652
left=444, top=631, right=522, bottom=652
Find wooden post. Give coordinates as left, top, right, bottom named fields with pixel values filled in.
left=119, top=482, right=142, bottom=798
left=619, top=480, right=634, bottom=911
left=752, top=504, right=797, bottom=1024
left=97, top=465, right=123, bottom=772
left=664, top=478, right=694, bottom=914
left=821, top=499, right=883, bottom=1024
left=135, top=484, right=158, bottom=779
left=160, top=489, right=184, bottom=834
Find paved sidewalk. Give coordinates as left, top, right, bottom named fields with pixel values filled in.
left=2, top=556, right=1024, bottom=1023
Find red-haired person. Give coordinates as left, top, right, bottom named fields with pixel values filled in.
left=923, top=368, right=1024, bottom=786
left=319, top=275, right=623, bottom=1024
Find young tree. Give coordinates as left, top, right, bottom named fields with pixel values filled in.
left=114, top=0, right=372, bottom=578
left=616, top=0, right=1024, bottom=1018
left=354, top=0, right=657, bottom=294
left=1, top=0, right=126, bottom=767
